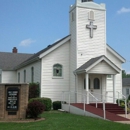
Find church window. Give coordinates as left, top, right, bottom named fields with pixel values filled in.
left=18, top=72, right=20, bottom=83
left=24, top=70, right=26, bottom=83
left=31, top=67, right=34, bottom=83
left=82, top=0, right=93, bottom=2
left=0, top=74, right=1, bottom=83
left=94, top=78, right=100, bottom=89
left=71, top=12, right=74, bottom=21
left=126, top=89, right=129, bottom=95
left=88, top=10, right=94, bottom=21
left=53, top=64, right=62, bottom=77
left=107, top=75, right=112, bottom=79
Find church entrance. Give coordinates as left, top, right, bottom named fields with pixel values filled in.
left=89, top=75, right=102, bottom=102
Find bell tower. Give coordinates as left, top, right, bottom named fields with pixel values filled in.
left=69, top=0, right=106, bottom=95
left=69, top=0, right=106, bottom=68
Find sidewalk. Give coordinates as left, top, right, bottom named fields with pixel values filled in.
left=115, top=114, right=130, bottom=124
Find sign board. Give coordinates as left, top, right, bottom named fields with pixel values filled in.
left=6, top=88, right=19, bottom=111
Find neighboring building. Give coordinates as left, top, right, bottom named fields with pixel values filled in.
left=0, top=0, right=125, bottom=103
left=122, top=78, right=130, bottom=99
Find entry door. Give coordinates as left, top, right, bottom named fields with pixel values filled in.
left=90, top=75, right=102, bottom=102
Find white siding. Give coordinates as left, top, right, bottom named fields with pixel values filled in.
left=106, top=49, right=123, bottom=97
left=2, top=71, right=17, bottom=83
left=77, top=7, right=106, bottom=68
left=17, top=60, right=41, bottom=83
left=88, top=61, right=117, bottom=74
left=41, top=42, right=70, bottom=102
left=69, top=8, right=78, bottom=101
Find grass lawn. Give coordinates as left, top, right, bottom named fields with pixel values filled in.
left=0, top=111, right=130, bottom=130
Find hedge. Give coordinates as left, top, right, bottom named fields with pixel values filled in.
left=53, top=101, right=61, bottom=110
left=29, top=97, right=52, bottom=111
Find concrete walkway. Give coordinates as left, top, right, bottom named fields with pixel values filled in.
left=115, top=114, right=130, bottom=124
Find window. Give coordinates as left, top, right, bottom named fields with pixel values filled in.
left=53, top=64, right=62, bottom=77
left=24, top=70, right=26, bottom=83
left=18, top=72, right=20, bottom=83
left=94, top=78, right=100, bottom=89
left=71, top=12, right=74, bottom=21
left=107, top=75, right=112, bottom=79
left=82, top=0, right=93, bottom=2
left=126, top=89, right=129, bottom=95
left=0, top=74, right=1, bottom=83
left=31, top=67, right=34, bottom=83
left=84, top=78, right=91, bottom=90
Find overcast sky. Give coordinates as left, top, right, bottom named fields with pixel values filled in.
left=0, top=0, right=130, bottom=73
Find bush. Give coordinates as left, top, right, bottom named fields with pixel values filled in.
left=120, top=102, right=125, bottom=108
left=53, top=101, right=61, bottom=110
left=128, top=95, right=130, bottom=100
left=116, top=99, right=125, bottom=104
left=26, top=100, right=45, bottom=119
left=29, top=83, right=40, bottom=100
left=29, top=97, right=52, bottom=111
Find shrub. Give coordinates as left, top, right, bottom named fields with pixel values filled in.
left=128, top=95, right=130, bottom=100
left=120, top=102, right=125, bottom=108
left=26, top=100, right=45, bottom=119
left=29, top=83, right=40, bottom=100
left=53, top=101, right=61, bottom=110
left=29, top=97, right=52, bottom=111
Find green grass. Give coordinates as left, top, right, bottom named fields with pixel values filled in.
left=0, top=111, right=130, bottom=130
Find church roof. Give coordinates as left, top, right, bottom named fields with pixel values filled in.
left=15, top=35, right=70, bottom=70
left=0, top=52, right=33, bottom=70
left=123, top=78, right=130, bottom=86
left=75, top=55, right=121, bottom=74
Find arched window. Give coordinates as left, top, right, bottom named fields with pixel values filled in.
left=31, top=67, right=34, bottom=83
left=84, top=78, right=91, bottom=90
left=94, top=78, right=100, bottom=89
left=53, top=64, right=62, bottom=77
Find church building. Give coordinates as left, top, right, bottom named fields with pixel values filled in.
left=0, top=0, right=125, bottom=103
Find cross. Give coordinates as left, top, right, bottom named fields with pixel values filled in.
left=86, top=21, right=97, bottom=38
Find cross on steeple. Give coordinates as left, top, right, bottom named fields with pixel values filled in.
left=86, top=21, right=97, bottom=38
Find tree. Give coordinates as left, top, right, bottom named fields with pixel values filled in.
left=122, top=70, right=130, bottom=78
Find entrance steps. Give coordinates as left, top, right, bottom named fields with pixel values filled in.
left=70, top=103, right=130, bottom=121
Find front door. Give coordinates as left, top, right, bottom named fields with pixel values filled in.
left=89, top=75, right=102, bottom=102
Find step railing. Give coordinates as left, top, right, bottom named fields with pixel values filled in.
left=106, top=91, right=127, bottom=118
left=90, top=91, right=127, bottom=118
left=62, top=91, right=105, bottom=118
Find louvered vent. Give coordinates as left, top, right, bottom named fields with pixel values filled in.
left=88, top=10, right=94, bottom=21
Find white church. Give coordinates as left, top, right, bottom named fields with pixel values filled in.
left=0, top=0, right=125, bottom=103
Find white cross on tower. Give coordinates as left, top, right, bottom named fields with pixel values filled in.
left=86, top=21, right=97, bottom=38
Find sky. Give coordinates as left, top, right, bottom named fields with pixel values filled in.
left=0, top=0, right=130, bottom=73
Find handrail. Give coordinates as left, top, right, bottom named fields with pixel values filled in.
left=106, top=91, right=127, bottom=118
left=88, top=91, right=98, bottom=108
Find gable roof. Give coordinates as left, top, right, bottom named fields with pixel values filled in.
left=15, top=35, right=70, bottom=70
left=0, top=52, right=33, bottom=71
left=75, top=55, right=121, bottom=74
left=123, top=78, right=130, bottom=86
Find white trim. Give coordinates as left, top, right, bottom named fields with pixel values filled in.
left=85, top=57, right=120, bottom=73
left=107, top=45, right=125, bottom=63
left=39, top=36, right=71, bottom=59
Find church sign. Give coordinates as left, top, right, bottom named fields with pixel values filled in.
left=6, top=88, right=19, bottom=111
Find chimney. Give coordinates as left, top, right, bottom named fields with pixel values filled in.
left=12, top=47, right=18, bottom=53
